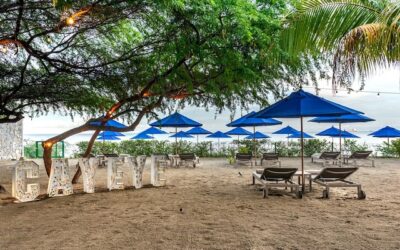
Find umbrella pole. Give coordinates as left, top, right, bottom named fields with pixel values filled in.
left=300, top=116, right=305, bottom=193
left=218, top=138, right=220, bottom=152
left=175, top=127, right=178, bottom=154
left=387, top=137, right=390, bottom=144
left=238, top=135, right=240, bottom=153
left=253, top=126, right=256, bottom=165
left=197, top=134, right=199, bottom=144
left=331, top=137, right=334, bottom=151
left=339, top=123, right=342, bottom=166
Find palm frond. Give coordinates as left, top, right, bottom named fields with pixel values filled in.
left=282, top=0, right=381, bottom=55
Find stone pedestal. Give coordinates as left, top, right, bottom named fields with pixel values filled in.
left=79, top=158, right=98, bottom=193
left=12, top=160, right=40, bottom=202
left=129, top=156, right=146, bottom=189
left=107, top=157, right=124, bottom=191
left=47, top=159, right=73, bottom=197
left=150, top=155, right=167, bottom=187
left=0, top=120, right=23, bottom=160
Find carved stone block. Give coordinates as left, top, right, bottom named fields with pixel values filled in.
left=151, top=155, right=167, bottom=187
left=128, top=156, right=146, bottom=189
left=12, top=160, right=40, bottom=202
left=79, top=158, right=98, bottom=193
left=107, top=157, right=124, bottom=191
left=47, top=159, right=73, bottom=197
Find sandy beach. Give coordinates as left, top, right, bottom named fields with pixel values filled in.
left=0, top=157, right=399, bottom=250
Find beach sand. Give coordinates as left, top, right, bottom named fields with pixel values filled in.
left=0, top=157, right=399, bottom=249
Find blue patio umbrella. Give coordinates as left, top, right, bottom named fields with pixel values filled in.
left=131, top=133, right=154, bottom=140
left=150, top=112, right=202, bottom=153
left=186, top=127, right=212, bottom=143
left=310, top=113, right=374, bottom=154
left=252, top=89, right=362, bottom=192
left=170, top=131, right=194, bottom=138
left=90, top=117, right=127, bottom=128
left=170, top=131, right=194, bottom=153
left=97, top=134, right=120, bottom=141
left=245, top=132, right=270, bottom=139
left=225, top=127, right=252, bottom=136
left=227, top=111, right=282, bottom=127
left=139, top=127, right=167, bottom=140
left=310, top=114, right=374, bottom=123
left=317, top=126, right=359, bottom=150
left=317, top=126, right=359, bottom=138
left=207, top=131, right=231, bottom=151
left=227, top=111, right=281, bottom=156
left=226, top=127, right=253, bottom=152
left=369, top=126, right=400, bottom=143
left=288, top=132, right=314, bottom=139
left=140, top=127, right=168, bottom=135
left=272, top=125, right=300, bottom=135
left=98, top=131, right=125, bottom=137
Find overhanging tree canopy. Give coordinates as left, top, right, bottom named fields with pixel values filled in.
left=0, top=0, right=330, bottom=180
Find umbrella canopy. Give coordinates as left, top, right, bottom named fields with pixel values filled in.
left=225, top=127, right=252, bottom=136
left=98, top=131, right=125, bottom=137
left=252, top=89, right=362, bottom=193
left=288, top=132, right=314, bottom=139
left=253, top=89, right=362, bottom=118
left=150, top=112, right=202, bottom=128
left=369, top=126, right=400, bottom=138
left=245, top=132, right=270, bottom=139
left=140, top=127, right=167, bottom=135
left=309, top=113, right=374, bottom=123
left=131, top=133, right=154, bottom=140
left=97, top=134, right=120, bottom=141
left=207, top=131, right=231, bottom=138
left=186, top=127, right=212, bottom=135
left=90, top=117, right=127, bottom=128
left=207, top=131, right=231, bottom=151
left=317, top=126, right=359, bottom=138
left=170, top=131, right=194, bottom=138
left=272, top=125, right=299, bottom=135
left=227, top=111, right=282, bottom=127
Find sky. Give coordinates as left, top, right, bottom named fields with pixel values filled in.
left=23, top=68, right=400, bottom=143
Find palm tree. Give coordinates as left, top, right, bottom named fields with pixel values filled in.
left=282, top=0, right=400, bottom=87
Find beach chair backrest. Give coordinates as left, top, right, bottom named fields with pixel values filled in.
left=103, top=153, right=119, bottom=157
left=179, top=153, right=195, bottom=160
left=314, top=167, right=358, bottom=181
left=236, top=153, right=252, bottom=160
left=261, top=168, right=298, bottom=181
left=262, top=153, right=279, bottom=160
left=320, top=152, right=340, bottom=160
left=349, top=151, right=372, bottom=159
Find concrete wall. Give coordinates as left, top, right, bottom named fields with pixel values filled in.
left=0, top=120, right=23, bottom=160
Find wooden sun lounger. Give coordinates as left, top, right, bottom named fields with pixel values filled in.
left=178, top=153, right=199, bottom=168
left=311, top=152, right=340, bottom=166
left=313, top=167, right=366, bottom=199
left=260, top=153, right=281, bottom=167
left=235, top=153, right=253, bottom=166
left=252, top=168, right=302, bottom=198
left=343, top=151, right=374, bottom=167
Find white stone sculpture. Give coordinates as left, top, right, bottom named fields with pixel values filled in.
left=107, top=157, right=124, bottom=191
left=150, top=155, right=167, bottom=187
left=12, top=160, right=40, bottom=202
left=79, top=158, right=98, bottom=193
left=47, top=159, right=73, bottom=197
left=128, top=156, right=146, bottom=189
left=0, top=120, right=23, bottom=160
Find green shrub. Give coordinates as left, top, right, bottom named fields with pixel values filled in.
left=303, top=139, right=330, bottom=157
left=377, top=139, right=400, bottom=157
left=344, top=139, right=368, bottom=154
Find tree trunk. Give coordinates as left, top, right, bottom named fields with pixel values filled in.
left=71, top=129, right=101, bottom=183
